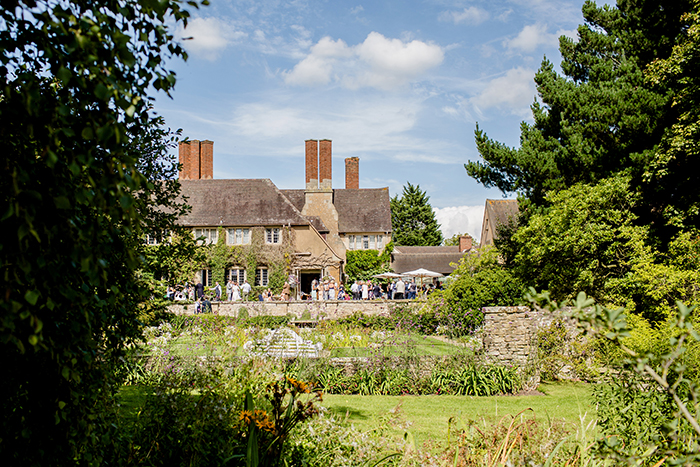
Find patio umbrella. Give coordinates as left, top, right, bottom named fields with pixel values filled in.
left=400, top=268, right=443, bottom=278
left=372, top=272, right=402, bottom=279
left=400, top=268, right=444, bottom=295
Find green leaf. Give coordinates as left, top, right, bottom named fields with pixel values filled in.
left=24, top=290, right=40, bottom=305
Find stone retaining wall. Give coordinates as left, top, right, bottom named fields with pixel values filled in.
left=167, top=301, right=567, bottom=367
left=167, top=299, right=397, bottom=320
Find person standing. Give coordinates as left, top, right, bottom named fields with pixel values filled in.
left=241, top=280, right=251, bottom=300
left=361, top=280, right=369, bottom=300
left=226, top=279, right=233, bottom=301
left=329, top=279, right=336, bottom=300
left=395, top=278, right=405, bottom=300
left=195, top=281, right=204, bottom=300
left=232, top=281, right=241, bottom=301
left=350, top=280, right=359, bottom=300
left=282, top=281, right=291, bottom=301
left=214, top=282, right=222, bottom=301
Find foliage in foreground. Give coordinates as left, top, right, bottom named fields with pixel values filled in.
left=0, top=0, right=203, bottom=464
left=529, top=290, right=700, bottom=465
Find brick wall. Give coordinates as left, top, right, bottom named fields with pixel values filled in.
left=319, top=139, right=332, bottom=190
left=305, top=139, right=318, bottom=190
left=345, top=157, right=359, bottom=189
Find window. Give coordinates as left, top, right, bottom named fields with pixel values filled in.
left=255, top=267, right=268, bottom=287
left=226, top=268, right=246, bottom=284
left=348, top=234, right=385, bottom=250
left=265, top=228, right=280, bottom=244
left=201, top=269, right=212, bottom=287
left=227, top=228, right=250, bottom=245
left=145, top=230, right=170, bottom=245
left=194, top=228, right=218, bottom=245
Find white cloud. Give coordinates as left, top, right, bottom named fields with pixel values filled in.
left=433, top=205, right=485, bottom=242
left=504, top=24, right=576, bottom=53
left=471, top=67, right=535, bottom=117
left=439, top=7, right=490, bottom=25
left=350, top=5, right=364, bottom=15
left=283, top=32, right=444, bottom=90
left=178, top=17, right=246, bottom=60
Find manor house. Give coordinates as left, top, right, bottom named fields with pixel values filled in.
left=176, top=139, right=392, bottom=294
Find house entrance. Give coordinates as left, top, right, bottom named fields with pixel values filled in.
left=299, top=270, right=321, bottom=298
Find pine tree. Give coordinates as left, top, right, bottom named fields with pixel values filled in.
left=465, top=0, right=692, bottom=211
left=390, top=183, right=443, bottom=246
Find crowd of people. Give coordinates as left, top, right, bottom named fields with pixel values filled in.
left=163, top=275, right=440, bottom=311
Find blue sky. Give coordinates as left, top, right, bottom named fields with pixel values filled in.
left=154, top=0, right=585, bottom=241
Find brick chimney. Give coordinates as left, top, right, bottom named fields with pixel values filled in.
left=459, top=235, right=473, bottom=253
left=200, top=140, right=213, bottom=179
left=178, top=141, right=191, bottom=179
left=319, top=139, right=332, bottom=190
left=178, top=140, right=213, bottom=180
left=305, top=139, right=319, bottom=190
left=345, top=157, right=359, bottom=189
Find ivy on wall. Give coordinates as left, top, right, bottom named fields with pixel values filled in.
left=196, top=226, right=295, bottom=293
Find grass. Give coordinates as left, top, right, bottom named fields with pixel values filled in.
left=329, top=335, right=466, bottom=357
left=322, top=381, right=593, bottom=448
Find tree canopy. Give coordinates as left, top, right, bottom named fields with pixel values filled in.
left=390, top=182, right=443, bottom=246
left=0, top=0, right=203, bottom=463
left=464, top=0, right=700, bottom=321
left=465, top=0, right=693, bottom=233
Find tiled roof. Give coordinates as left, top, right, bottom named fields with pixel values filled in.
left=280, top=188, right=392, bottom=234
left=391, top=246, right=464, bottom=275
left=334, top=188, right=392, bottom=233
left=485, top=199, right=519, bottom=227
left=280, top=189, right=305, bottom=212
left=178, top=179, right=309, bottom=227
left=305, top=216, right=328, bottom=233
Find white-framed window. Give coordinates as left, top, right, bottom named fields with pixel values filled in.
left=201, top=269, right=212, bottom=287
left=255, top=267, right=268, bottom=287
left=226, top=268, right=246, bottom=284
left=348, top=234, right=384, bottom=250
left=227, top=228, right=250, bottom=245
left=265, top=228, right=280, bottom=244
left=194, top=228, right=218, bottom=245
left=145, top=230, right=170, bottom=245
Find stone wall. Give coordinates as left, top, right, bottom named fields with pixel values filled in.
left=167, top=301, right=565, bottom=366
left=167, top=299, right=395, bottom=320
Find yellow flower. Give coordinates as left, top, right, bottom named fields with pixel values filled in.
left=239, top=410, right=253, bottom=424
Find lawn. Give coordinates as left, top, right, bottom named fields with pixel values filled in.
left=322, top=381, right=594, bottom=447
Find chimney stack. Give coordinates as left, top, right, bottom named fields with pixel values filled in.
left=345, top=157, right=359, bottom=189
left=200, top=140, right=213, bottom=179
left=305, top=140, right=319, bottom=190
left=319, top=139, right=332, bottom=190
left=459, top=235, right=473, bottom=253
left=178, top=140, right=213, bottom=180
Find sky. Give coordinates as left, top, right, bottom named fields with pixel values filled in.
left=154, top=0, right=586, bottom=242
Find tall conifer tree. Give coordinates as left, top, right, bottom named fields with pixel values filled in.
left=391, top=182, right=443, bottom=246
